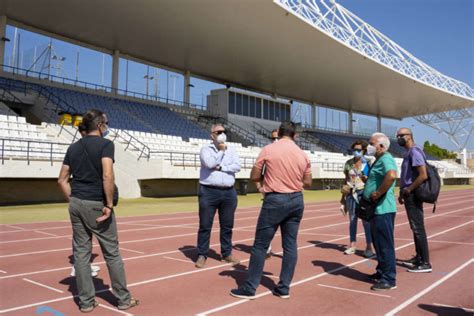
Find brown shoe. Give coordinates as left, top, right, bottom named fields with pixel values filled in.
left=195, top=255, right=207, bottom=268
left=118, top=298, right=139, bottom=311
left=222, top=255, right=240, bottom=266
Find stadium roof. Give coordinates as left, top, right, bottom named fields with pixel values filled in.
left=1, top=0, right=473, bottom=119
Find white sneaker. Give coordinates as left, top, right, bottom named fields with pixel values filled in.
left=70, top=265, right=100, bottom=277
left=344, top=247, right=356, bottom=255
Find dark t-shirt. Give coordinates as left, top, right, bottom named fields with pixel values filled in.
left=63, top=136, right=115, bottom=201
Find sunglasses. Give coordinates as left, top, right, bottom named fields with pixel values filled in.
left=213, top=130, right=226, bottom=135
left=396, top=134, right=410, bottom=138
left=271, top=137, right=279, bottom=140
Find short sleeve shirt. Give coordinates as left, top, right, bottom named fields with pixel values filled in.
left=400, top=145, right=426, bottom=189
left=63, top=136, right=115, bottom=201
left=363, top=153, right=397, bottom=215
left=255, top=139, right=311, bottom=193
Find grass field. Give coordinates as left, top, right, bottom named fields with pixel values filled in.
left=0, top=185, right=472, bottom=224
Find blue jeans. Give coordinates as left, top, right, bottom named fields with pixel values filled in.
left=346, top=192, right=372, bottom=245
left=370, top=212, right=396, bottom=286
left=242, top=192, right=304, bottom=295
left=197, top=185, right=238, bottom=258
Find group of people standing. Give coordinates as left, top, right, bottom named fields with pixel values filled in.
left=58, top=109, right=432, bottom=312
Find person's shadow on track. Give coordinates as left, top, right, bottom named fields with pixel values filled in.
left=179, top=245, right=221, bottom=262
left=308, top=240, right=369, bottom=258
left=59, top=270, right=117, bottom=308
left=312, top=259, right=375, bottom=284
left=219, top=264, right=276, bottom=291
left=233, top=243, right=283, bottom=259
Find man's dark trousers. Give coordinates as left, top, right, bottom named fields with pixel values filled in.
left=242, top=192, right=304, bottom=295
left=404, top=193, right=430, bottom=264
left=371, top=212, right=396, bottom=286
left=197, top=185, right=237, bottom=258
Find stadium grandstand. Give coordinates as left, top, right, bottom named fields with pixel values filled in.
left=0, top=1, right=473, bottom=204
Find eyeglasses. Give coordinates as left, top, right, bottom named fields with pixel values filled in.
left=213, top=130, right=226, bottom=135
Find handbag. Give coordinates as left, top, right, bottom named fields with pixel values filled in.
left=79, top=139, right=119, bottom=206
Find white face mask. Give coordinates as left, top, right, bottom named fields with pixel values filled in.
left=366, top=144, right=377, bottom=156
left=216, top=133, right=227, bottom=144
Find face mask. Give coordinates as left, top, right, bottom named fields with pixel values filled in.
left=353, top=150, right=363, bottom=158
left=397, top=137, right=407, bottom=147
left=216, top=133, right=227, bottom=144
left=366, top=144, right=376, bottom=156
left=102, top=128, right=110, bottom=138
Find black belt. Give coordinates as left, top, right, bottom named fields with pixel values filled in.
left=201, top=184, right=234, bottom=190
left=266, top=191, right=302, bottom=197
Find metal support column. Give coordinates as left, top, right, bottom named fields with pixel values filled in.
left=0, top=16, right=7, bottom=73
left=377, top=115, right=382, bottom=132
left=348, top=110, right=353, bottom=134
left=111, top=50, right=120, bottom=94
left=184, top=70, right=191, bottom=106
left=311, top=103, right=317, bottom=129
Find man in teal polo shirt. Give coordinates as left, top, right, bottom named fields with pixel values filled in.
left=363, top=132, right=398, bottom=291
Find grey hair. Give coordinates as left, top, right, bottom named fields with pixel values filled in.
left=372, top=132, right=390, bottom=150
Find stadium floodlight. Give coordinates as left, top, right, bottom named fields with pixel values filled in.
left=274, top=0, right=474, bottom=101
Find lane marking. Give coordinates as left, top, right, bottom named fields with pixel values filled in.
left=385, top=259, right=474, bottom=316
left=22, top=278, right=64, bottom=293
left=163, top=256, right=193, bottom=264
left=0, top=270, right=6, bottom=273
left=395, top=238, right=474, bottom=246
left=34, top=230, right=58, bottom=237
left=317, top=283, right=392, bottom=298
left=195, top=220, right=474, bottom=315
left=1, top=206, right=472, bottom=279
left=0, top=192, right=468, bottom=236
left=120, top=247, right=145, bottom=255
left=232, top=269, right=280, bottom=280
left=1, top=218, right=471, bottom=314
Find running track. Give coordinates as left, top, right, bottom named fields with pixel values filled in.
left=0, top=189, right=473, bottom=315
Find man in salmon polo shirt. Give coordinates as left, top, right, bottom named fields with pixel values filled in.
left=230, top=121, right=312, bottom=300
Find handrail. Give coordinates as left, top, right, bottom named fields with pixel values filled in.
left=1, top=138, right=69, bottom=166
left=2, top=64, right=206, bottom=111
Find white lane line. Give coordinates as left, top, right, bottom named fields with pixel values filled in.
left=0, top=212, right=343, bottom=257
left=22, top=278, right=64, bottom=293
left=120, top=247, right=145, bottom=255
left=432, top=303, right=474, bottom=313
left=34, top=230, right=58, bottom=237
left=299, top=232, right=346, bottom=237
left=395, top=238, right=474, bottom=246
left=1, top=206, right=472, bottom=279
left=195, top=220, right=474, bottom=315
left=232, top=269, right=280, bottom=280
left=163, top=256, right=193, bottom=264
left=1, top=218, right=471, bottom=314
left=5, top=225, right=25, bottom=231
left=98, top=303, right=134, bottom=316
left=0, top=270, right=6, bottom=273
left=385, top=258, right=474, bottom=316
left=317, top=283, right=392, bottom=298
left=0, top=193, right=467, bottom=242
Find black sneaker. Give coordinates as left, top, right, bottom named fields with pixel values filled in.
left=401, top=256, right=420, bottom=267
left=407, top=263, right=432, bottom=273
left=368, top=272, right=381, bottom=282
left=230, top=288, right=256, bottom=300
left=371, top=283, right=397, bottom=291
left=272, top=288, right=290, bottom=299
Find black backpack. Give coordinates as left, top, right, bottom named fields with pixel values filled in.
left=411, top=148, right=441, bottom=212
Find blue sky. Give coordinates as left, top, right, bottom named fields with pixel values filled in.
left=2, top=0, right=473, bottom=150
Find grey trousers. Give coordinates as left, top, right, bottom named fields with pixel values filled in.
left=69, top=197, right=131, bottom=308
